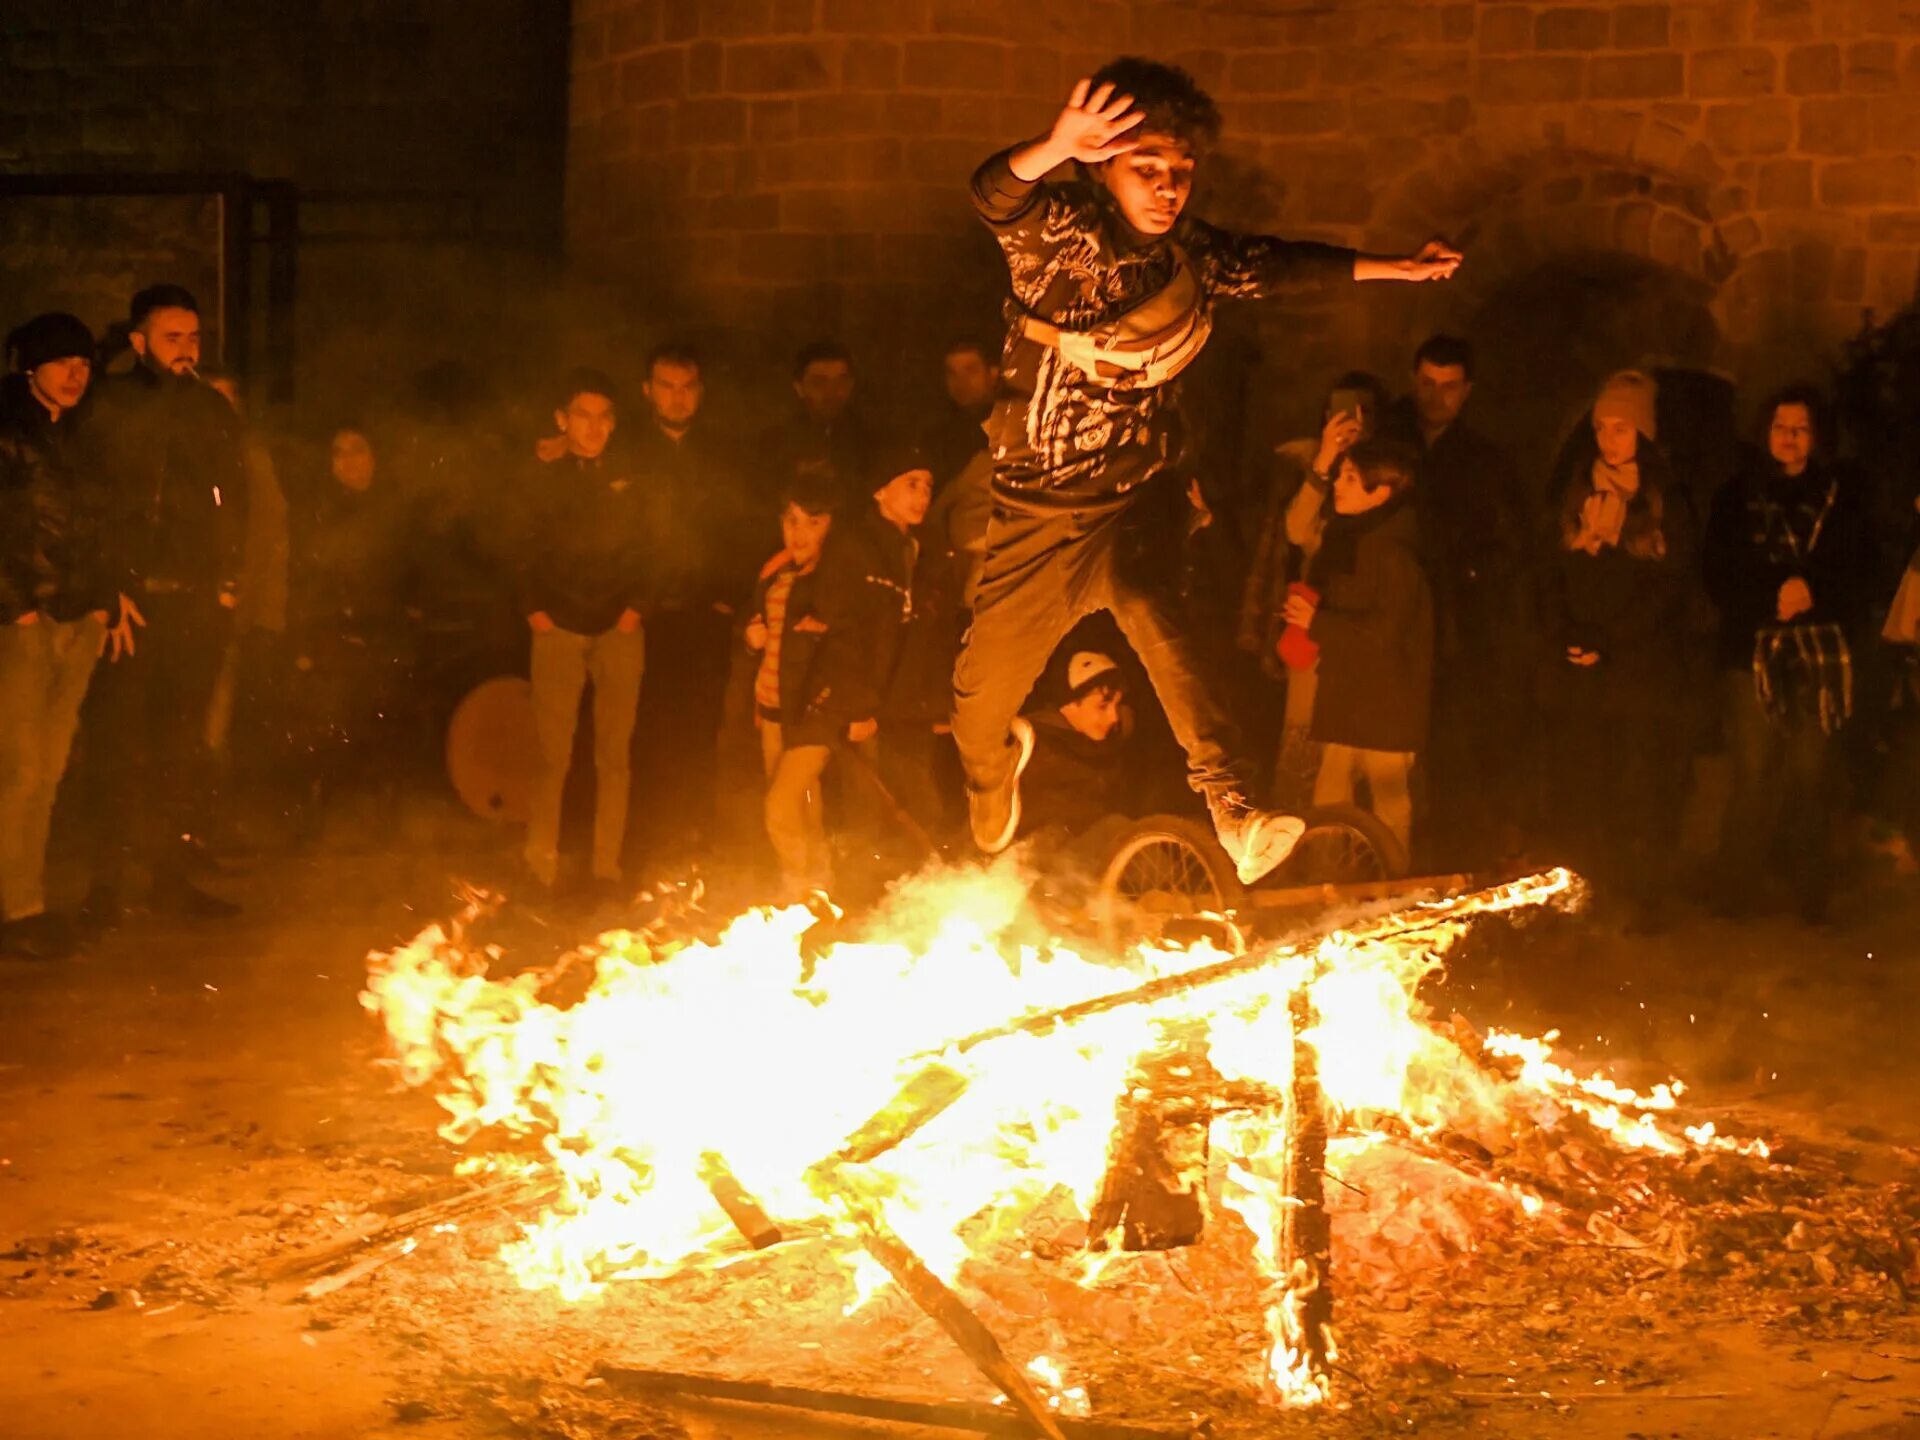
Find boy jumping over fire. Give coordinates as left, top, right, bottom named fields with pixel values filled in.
left=956, top=58, right=1461, bottom=882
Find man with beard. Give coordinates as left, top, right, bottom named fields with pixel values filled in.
left=84, top=284, right=248, bottom=920
left=921, top=337, right=1000, bottom=493
left=1384, top=335, right=1529, bottom=869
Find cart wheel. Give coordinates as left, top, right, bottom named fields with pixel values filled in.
left=1268, top=803, right=1409, bottom=886
left=1094, top=815, right=1246, bottom=956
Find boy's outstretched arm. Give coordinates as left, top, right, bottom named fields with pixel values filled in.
left=1352, top=240, right=1463, bottom=283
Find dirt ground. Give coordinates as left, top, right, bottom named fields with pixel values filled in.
left=4, top=801, right=1920, bottom=1440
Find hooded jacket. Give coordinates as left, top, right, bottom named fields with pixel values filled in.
left=0, top=373, right=116, bottom=624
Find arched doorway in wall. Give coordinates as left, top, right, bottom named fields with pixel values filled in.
left=1466, top=249, right=1731, bottom=510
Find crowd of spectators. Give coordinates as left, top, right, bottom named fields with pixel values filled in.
left=4, top=266, right=1918, bottom=957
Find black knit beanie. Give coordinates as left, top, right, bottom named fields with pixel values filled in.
left=7, top=312, right=94, bottom=372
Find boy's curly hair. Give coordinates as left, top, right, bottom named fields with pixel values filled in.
left=1088, top=56, right=1222, bottom=153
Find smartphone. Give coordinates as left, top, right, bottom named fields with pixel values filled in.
left=1328, top=388, right=1366, bottom=421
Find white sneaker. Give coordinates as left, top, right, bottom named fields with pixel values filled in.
left=968, top=716, right=1036, bottom=855
left=1211, top=796, right=1305, bottom=885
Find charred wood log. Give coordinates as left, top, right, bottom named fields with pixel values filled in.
left=593, top=1364, right=1195, bottom=1438
left=947, top=870, right=1577, bottom=1057
left=1277, top=988, right=1333, bottom=1393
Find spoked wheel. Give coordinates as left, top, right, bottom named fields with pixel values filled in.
left=1094, top=815, right=1246, bottom=957
left=1267, top=803, right=1409, bottom=887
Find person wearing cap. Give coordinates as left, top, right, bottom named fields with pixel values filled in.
left=83, top=282, right=250, bottom=921
left=0, top=313, right=113, bottom=957
left=514, top=368, right=659, bottom=896
left=955, top=60, right=1460, bottom=886
left=760, top=441, right=930, bottom=898
left=1537, top=369, right=1696, bottom=929
left=1018, top=649, right=1133, bottom=838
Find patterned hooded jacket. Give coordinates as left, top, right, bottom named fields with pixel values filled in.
left=970, top=147, right=1355, bottom=515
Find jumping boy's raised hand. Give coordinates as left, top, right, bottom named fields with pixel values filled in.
left=1010, top=79, right=1145, bottom=179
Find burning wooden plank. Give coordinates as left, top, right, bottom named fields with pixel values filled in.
left=1276, top=987, right=1334, bottom=1397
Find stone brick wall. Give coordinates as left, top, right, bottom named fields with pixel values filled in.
left=0, top=0, right=570, bottom=406
left=569, top=0, right=1920, bottom=447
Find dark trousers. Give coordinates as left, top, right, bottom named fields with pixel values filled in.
left=1423, top=658, right=1530, bottom=871
left=1542, top=665, right=1683, bottom=910
left=1717, top=668, right=1845, bottom=912
left=952, top=499, right=1250, bottom=804
left=83, top=592, right=230, bottom=894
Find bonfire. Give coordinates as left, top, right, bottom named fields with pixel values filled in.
left=355, top=864, right=1783, bottom=1435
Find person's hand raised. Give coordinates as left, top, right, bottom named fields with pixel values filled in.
left=1012, top=79, right=1145, bottom=179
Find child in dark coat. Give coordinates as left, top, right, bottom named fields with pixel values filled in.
left=1282, top=440, right=1432, bottom=857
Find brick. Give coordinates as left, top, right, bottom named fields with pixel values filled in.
left=1592, top=52, right=1685, bottom=98
left=1862, top=0, right=1920, bottom=34
left=902, top=37, right=1004, bottom=90
left=1691, top=46, right=1778, bottom=97
left=1835, top=245, right=1867, bottom=301
left=674, top=95, right=745, bottom=144
left=1302, top=179, right=1373, bottom=225
left=1819, top=155, right=1917, bottom=205
left=1705, top=98, right=1794, bottom=153
left=843, top=38, right=898, bottom=89
left=1651, top=210, right=1704, bottom=271
left=1440, top=5, right=1474, bottom=42
left=723, top=39, right=834, bottom=93
left=737, top=232, right=837, bottom=283
left=1224, top=50, right=1316, bottom=94
left=1753, top=0, right=1815, bottom=39
left=1871, top=96, right=1920, bottom=150
left=1350, top=98, right=1448, bottom=135
left=796, top=93, right=882, bottom=137
left=688, top=40, right=721, bottom=93
left=822, top=0, right=928, bottom=29
left=1479, top=56, right=1585, bottom=104
left=1244, top=99, right=1344, bottom=136
left=1477, top=5, right=1531, bottom=52
left=1785, top=43, right=1842, bottom=94
left=748, top=99, right=796, bottom=143
left=1868, top=211, right=1920, bottom=243
left=1169, top=49, right=1228, bottom=91
left=1536, top=7, right=1611, bottom=48
left=1719, top=214, right=1764, bottom=253
left=940, top=93, right=996, bottom=133
left=1614, top=4, right=1671, bottom=47
left=1846, top=40, right=1900, bottom=91
left=617, top=48, right=683, bottom=104
left=885, top=93, right=940, bottom=133
left=1798, top=96, right=1873, bottom=153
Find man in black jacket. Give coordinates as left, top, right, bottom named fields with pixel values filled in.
left=626, top=343, right=745, bottom=861
left=1385, top=334, right=1530, bottom=869
left=0, top=314, right=113, bottom=957
left=755, top=340, right=873, bottom=512
left=920, top=337, right=998, bottom=494
left=84, top=284, right=248, bottom=919
left=516, top=369, right=657, bottom=893
left=759, top=445, right=928, bottom=897
left=1705, top=385, right=1872, bottom=922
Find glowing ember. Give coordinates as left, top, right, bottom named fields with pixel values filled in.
left=360, top=863, right=1766, bottom=1409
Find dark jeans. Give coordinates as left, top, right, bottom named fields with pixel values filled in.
left=953, top=499, right=1250, bottom=806
left=1717, top=668, right=1845, bottom=912
left=1542, top=663, right=1684, bottom=911
left=83, top=591, right=230, bottom=894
